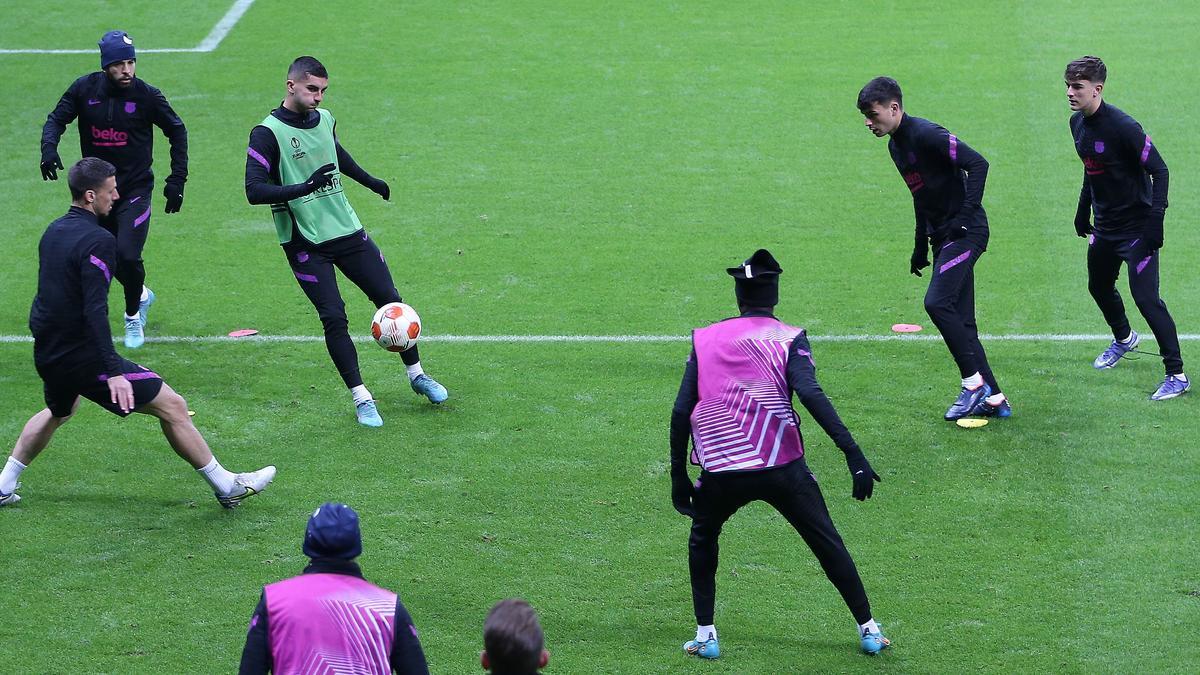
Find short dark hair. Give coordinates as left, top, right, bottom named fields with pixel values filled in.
left=857, top=76, right=903, bottom=112
left=1065, top=56, right=1106, bottom=83
left=68, top=157, right=116, bottom=200
left=288, top=56, right=328, bottom=81
left=484, top=599, right=544, bottom=673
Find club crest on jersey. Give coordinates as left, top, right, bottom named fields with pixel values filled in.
left=290, top=137, right=306, bottom=160
left=1094, top=140, right=1105, bottom=153
left=124, top=101, right=136, bottom=114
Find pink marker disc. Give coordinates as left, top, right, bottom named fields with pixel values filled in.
left=891, top=323, right=923, bottom=333
left=228, top=329, right=259, bottom=338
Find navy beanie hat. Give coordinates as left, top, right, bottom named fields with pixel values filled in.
left=302, top=502, right=363, bottom=560
left=99, top=30, right=136, bottom=69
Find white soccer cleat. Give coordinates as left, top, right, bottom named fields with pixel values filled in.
left=216, top=466, right=276, bottom=508
left=0, top=483, right=21, bottom=507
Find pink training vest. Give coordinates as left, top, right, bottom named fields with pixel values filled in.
left=265, top=573, right=398, bottom=675
left=690, top=316, right=806, bottom=473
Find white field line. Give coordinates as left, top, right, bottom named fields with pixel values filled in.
left=0, top=333, right=1198, bottom=345
left=0, top=0, right=255, bottom=55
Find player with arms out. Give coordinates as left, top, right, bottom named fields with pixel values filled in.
left=0, top=159, right=274, bottom=509
left=669, top=250, right=890, bottom=659
left=245, top=56, right=447, bottom=427
left=1065, top=56, right=1188, bottom=400
left=40, top=30, right=188, bottom=349
left=858, top=76, right=1010, bottom=421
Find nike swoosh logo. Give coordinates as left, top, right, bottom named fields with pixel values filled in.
left=88, top=99, right=101, bottom=105
left=855, top=470, right=864, bottom=475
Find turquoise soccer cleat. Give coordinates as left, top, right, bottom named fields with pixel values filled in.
left=124, top=314, right=145, bottom=349
left=683, top=637, right=720, bottom=659
left=861, top=628, right=891, bottom=655
left=356, top=400, right=384, bottom=427
left=411, top=374, right=448, bottom=404
left=138, top=288, right=156, bottom=327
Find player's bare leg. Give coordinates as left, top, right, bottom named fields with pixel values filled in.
left=0, top=401, right=79, bottom=506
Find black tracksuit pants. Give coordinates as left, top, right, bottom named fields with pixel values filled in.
left=99, top=189, right=152, bottom=317
left=688, top=459, right=872, bottom=626
left=283, top=230, right=419, bottom=389
left=924, top=239, right=1001, bottom=393
left=1087, top=233, right=1184, bottom=375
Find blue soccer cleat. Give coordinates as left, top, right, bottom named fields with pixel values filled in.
left=138, top=287, right=156, bottom=327
left=945, top=384, right=991, bottom=421
left=970, top=396, right=1012, bottom=418
left=683, top=637, right=720, bottom=659
left=1150, top=374, right=1190, bottom=401
left=124, top=314, right=145, bottom=349
left=861, top=628, right=891, bottom=655
left=1094, top=330, right=1139, bottom=369
left=356, top=400, right=384, bottom=427
left=411, top=374, right=448, bottom=404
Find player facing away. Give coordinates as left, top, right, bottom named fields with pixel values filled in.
left=245, top=56, right=447, bottom=428
left=1065, top=56, right=1189, bottom=400
left=857, top=77, right=1010, bottom=420
left=40, top=30, right=188, bottom=349
left=0, top=159, right=274, bottom=509
left=669, top=250, right=890, bottom=659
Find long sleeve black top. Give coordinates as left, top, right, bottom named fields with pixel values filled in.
left=1070, top=101, right=1168, bottom=236
left=669, top=312, right=862, bottom=479
left=29, top=206, right=123, bottom=376
left=244, top=105, right=379, bottom=206
left=888, top=114, right=990, bottom=254
left=41, top=72, right=187, bottom=193
left=238, top=559, right=430, bottom=675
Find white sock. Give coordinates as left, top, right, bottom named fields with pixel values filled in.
left=962, top=373, right=983, bottom=389
left=197, top=457, right=236, bottom=495
left=1118, top=332, right=1135, bottom=344
left=125, top=312, right=141, bottom=321
left=140, top=286, right=151, bottom=302
left=1, top=456, right=27, bottom=494
left=985, top=393, right=1006, bottom=406
left=695, top=624, right=716, bottom=642
left=350, top=385, right=373, bottom=406
left=406, top=363, right=424, bottom=381
left=859, top=618, right=880, bottom=636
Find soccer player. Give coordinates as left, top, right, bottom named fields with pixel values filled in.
left=245, top=56, right=448, bottom=427
left=238, top=502, right=430, bottom=674
left=1065, top=56, right=1189, bottom=400
left=857, top=76, right=1010, bottom=420
left=40, top=30, right=188, bottom=349
left=481, top=599, right=550, bottom=675
left=669, top=249, right=890, bottom=659
left=0, top=159, right=274, bottom=509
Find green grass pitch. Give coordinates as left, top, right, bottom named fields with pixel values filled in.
left=1, top=1, right=1198, bottom=672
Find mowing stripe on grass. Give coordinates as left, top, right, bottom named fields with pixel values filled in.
left=0, top=333, right=1197, bottom=344
left=0, top=0, right=255, bottom=54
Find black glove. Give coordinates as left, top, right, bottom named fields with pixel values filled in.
left=40, top=151, right=64, bottom=181
left=910, top=253, right=930, bottom=277
left=366, top=177, right=390, bottom=201
left=1074, top=214, right=1093, bottom=238
left=163, top=181, right=184, bottom=213
left=845, top=452, right=881, bottom=501
left=671, top=474, right=696, bottom=518
left=304, top=163, right=337, bottom=194
left=1143, top=212, right=1164, bottom=250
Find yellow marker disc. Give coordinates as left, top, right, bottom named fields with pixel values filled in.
left=956, top=417, right=988, bottom=428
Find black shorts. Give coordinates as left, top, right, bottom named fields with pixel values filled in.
left=37, top=357, right=164, bottom=418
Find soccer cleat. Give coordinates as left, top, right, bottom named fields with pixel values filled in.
left=356, top=400, right=384, bottom=427
left=216, top=466, right=276, bottom=508
left=970, top=397, right=1012, bottom=418
left=138, top=288, right=156, bottom=327
left=944, top=384, right=991, bottom=421
left=0, top=484, right=21, bottom=507
left=124, top=314, right=145, bottom=349
left=411, top=374, right=448, bottom=404
left=1094, top=331, right=1139, bottom=369
left=1150, top=374, right=1191, bottom=401
left=683, top=637, right=720, bottom=659
left=861, top=628, right=891, bottom=655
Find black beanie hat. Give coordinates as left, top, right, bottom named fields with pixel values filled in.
left=726, top=249, right=782, bottom=307
left=302, top=502, right=363, bottom=560
left=98, top=30, right=136, bottom=69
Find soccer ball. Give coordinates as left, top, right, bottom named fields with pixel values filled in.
left=371, top=302, right=421, bottom=352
